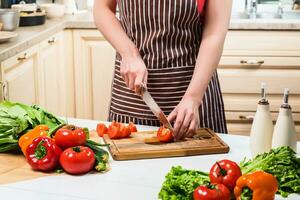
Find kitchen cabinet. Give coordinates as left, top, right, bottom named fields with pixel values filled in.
left=73, top=30, right=115, bottom=121
left=0, top=30, right=75, bottom=117
left=218, top=30, right=300, bottom=138
left=0, top=45, right=39, bottom=105
left=37, top=31, right=75, bottom=117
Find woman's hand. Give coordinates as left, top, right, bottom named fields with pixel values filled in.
left=167, top=96, right=201, bottom=141
left=120, top=54, right=148, bottom=95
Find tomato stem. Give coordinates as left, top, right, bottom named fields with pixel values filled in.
left=72, top=146, right=81, bottom=153
left=216, top=162, right=227, bottom=176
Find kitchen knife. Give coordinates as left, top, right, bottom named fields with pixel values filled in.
left=141, top=86, right=174, bottom=131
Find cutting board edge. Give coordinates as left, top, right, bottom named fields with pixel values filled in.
left=103, top=128, right=230, bottom=161
left=111, top=146, right=230, bottom=161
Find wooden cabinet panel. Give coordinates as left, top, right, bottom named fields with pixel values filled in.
left=218, top=68, right=300, bottom=94
left=73, top=30, right=115, bottom=120
left=38, top=32, right=64, bottom=116
left=1, top=46, right=39, bottom=105
left=223, top=31, right=300, bottom=56
left=220, top=56, right=300, bottom=70
left=222, top=93, right=300, bottom=113
left=220, top=30, right=300, bottom=138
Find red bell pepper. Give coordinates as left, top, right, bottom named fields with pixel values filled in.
left=26, top=136, right=62, bottom=172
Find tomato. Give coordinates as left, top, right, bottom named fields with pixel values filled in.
left=108, top=124, right=120, bottom=139
left=157, top=126, right=173, bottom=142
left=54, top=125, right=86, bottom=149
left=128, top=122, right=137, bottom=132
left=106, top=121, right=134, bottom=139
left=209, top=159, right=242, bottom=191
left=96, top=123, right=108, bottom=137
left=59, top=146, right=95, bottom=174
left=193, top=184, right=230, bottom=200
left=119, top=124, right=131, bottom=138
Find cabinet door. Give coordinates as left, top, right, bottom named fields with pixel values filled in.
left=1, top=46, right=39, bottom=105
left=37, top=31, right=75, bottom=117
left=73, top=30, right=116, bottom=120
left=37, top=32, right=63, bottom=115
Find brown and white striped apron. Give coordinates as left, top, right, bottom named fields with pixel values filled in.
left=108, top=0, right=227, bottom=133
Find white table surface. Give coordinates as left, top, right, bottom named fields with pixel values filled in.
left=1, top=118, right=299, bottom=200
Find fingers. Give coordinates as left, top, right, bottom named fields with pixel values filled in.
left=167, top=108, right=177, bottom=123
left=186, top=120, right=197, bottom=138
left=173, top=110, right=186, bottom=141
left=134, top=71, right=147, bottom=95
left=177, top=112, right=193, bottom=139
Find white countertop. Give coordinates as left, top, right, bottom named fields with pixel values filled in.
left=0, top=118, right=299, bottom=200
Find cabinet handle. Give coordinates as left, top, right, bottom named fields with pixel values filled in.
left=239, top=115, right=254, bottom=121
left=48, top=37, right=56, bottom=44
left=17, top=53, right=27, bottom=61
left=240, top=60, right=264, bottom=66
left=2, top=81, right=9, bottom=101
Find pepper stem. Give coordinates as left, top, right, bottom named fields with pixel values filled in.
left=34, top=140, right=47, bottom=160
left=72, top=146, right=81, bottom=153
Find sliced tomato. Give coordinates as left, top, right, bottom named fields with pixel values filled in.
left=119, top=124, right=131, bottom=138
left=108, top=124, right=120, bottom=139
left=96, top=123, right=108, bottom=137
left=128, top=122, right=137, bottom=133
left=157, top=126, right=174, bottom=143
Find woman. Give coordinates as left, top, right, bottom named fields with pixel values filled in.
left=94, top=0, right=232, bottom=140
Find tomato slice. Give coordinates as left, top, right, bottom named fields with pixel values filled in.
left=157, top=126, right=174, bottom=142
left=128, top=122, right=137, bottom=133
left=96, top=123, right=108, bottom=137
left=108, top=125, right=120, bottom=139
left=119, top=124, right=131, bottom=138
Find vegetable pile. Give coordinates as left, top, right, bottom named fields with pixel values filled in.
left=159, top=146, right=300, bottom=200
left=240, top=146, right=300, bottom=197
left=0, top=101, right=110, bottom=175
left=159, top=166, right=209, bottom=200
left=0, top=101, right=65, bottom=152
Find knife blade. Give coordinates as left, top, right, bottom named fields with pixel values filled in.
left=141, top=86, right=174, bottom=131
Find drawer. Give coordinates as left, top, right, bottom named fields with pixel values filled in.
left=225, top=111, right=300, bottom=123
left=223, top=31, right=300, bottom=56
left=218, top=68, right=300, bottom=94
left=222, top=93, right=300, bottom=112
left=219, top=56, right=300, bottom=70
left=227, top=123, right=300, bottom=141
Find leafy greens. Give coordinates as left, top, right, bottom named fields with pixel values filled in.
left=0, top=101, right=65, bottom=152
left=158, top=166, right=209, bottom=200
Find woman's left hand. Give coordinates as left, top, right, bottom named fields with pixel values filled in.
left=167, top=96, right=201, bottom=141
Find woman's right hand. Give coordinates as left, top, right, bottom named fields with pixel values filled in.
left=120, top=54, right=148, bottom=95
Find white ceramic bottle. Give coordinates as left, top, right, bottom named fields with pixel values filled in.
left=272, top=88, right=297, bottom=152
left=250, top=83, right=274, bottom=157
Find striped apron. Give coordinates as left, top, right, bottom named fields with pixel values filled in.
left=108, top=0, right=227, bottom=133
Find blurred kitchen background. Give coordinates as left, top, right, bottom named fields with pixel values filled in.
left=0, top=0, right=299, bottom=139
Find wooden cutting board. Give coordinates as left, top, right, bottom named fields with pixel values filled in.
left=103, top=128, right=229, bottom=160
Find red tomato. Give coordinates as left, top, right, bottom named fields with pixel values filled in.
left=157, top=126, right=173, bottom=142
left=193, top=184, right=230, bottom=200
left=108, top=124, right=120, bottom=139
left=96, top=123, right=108, bottom=137
left=209, top=159, right=242, bottom=191
left=54, top=125, right=86, bottom=149
left=107, top=121, right=133, bottom=139
left=59, top=146, right=95, bottom=174
left=119, top=124, right=131, bottom=138
left=128, top=122, right=137, bottom=132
